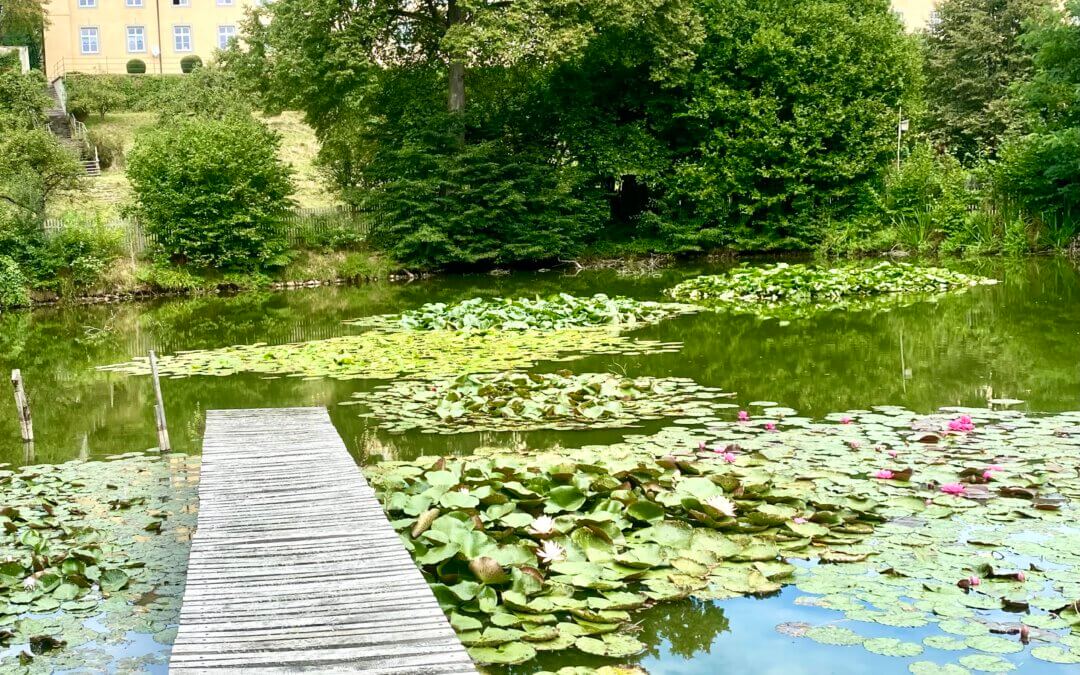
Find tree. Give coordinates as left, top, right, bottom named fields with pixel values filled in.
left=652, top=0, right=922, bottom=250
left=922, top=0, right=1054, bottom=162
left=0, top=71, right=81, bottom=226
left=126, top=115, right=294, bottom=270
left=0, top=0, right=46, bottom=68
left=68, top=75, right=124, bottom=119
left=996, top=0, right=1080, bottom=226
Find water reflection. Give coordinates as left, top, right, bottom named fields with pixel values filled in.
left=0, top=257, right=1078, bottom=466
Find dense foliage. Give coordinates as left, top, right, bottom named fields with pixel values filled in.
left=996, top=0, right=1080, bottom=231
left=126, top=115, right=293, bottom=270
left=922, top=0, right=1052, bottom=162
left=232, top=0, right=921, bottom=266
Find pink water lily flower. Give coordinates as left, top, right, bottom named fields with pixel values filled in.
left=1016, top=571, right=1026, bottom=582
left=722, top=452, right=738, bottom=463
left=873, top=470, right=895, bottom=480
left=737, top=410, right=750, bottom=422
left=968, top=575, right=981, bottom=587
left=764, top=422, right=777, bottom=432
left=948, top=415, right=975, bottom=432
left=848, top=441, right=861, bottom=449
left=888, top=450, right=899, bottom=458
left=698, top=441, right=707, bottom=451
left=940, top=482, right=966, bottom=495
left=982, top=470, right=994, bottom=480
left=841, top=416, right=852, bottom=424
left=793, top=517, right=808, bottom=524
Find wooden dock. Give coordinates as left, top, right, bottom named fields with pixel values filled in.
left=169, top=408, right=476, bottom=674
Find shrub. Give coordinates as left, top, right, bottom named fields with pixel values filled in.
left=295, top=216, right=368, bottom=252
left=370, top=139, right=603, bottom=269
left=883, top=144, right=972, bottom=248
left=66, top=75, right=124, bottom=119
left=337, top=251, right=390, bottom=281
left=0, top=256, right=30, bottom=308
left=127, top=115, right=294, bottom=270
left=31, top=222, right=125, bottom=297
left=136, top=264, right=209, bottom=293
left=180, top=56, right=203, bottom=74
left=88, top=129, right=124, bottom=170
left=126, top=59, right=146, bottom=74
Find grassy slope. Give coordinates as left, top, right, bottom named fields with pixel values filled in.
left=49, top=111, right=338, bottom=219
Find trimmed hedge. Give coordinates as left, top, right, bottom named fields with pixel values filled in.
left=180, top=56, right=203, bottom=73
left=126, top=59, right=146, bottom=74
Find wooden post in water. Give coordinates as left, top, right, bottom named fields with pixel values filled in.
left=10, top=369, right=33, bottom=444
left=148, top=351, right=171, bottom=452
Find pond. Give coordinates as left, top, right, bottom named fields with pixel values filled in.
left=1, top=256, right=1079, bottom=673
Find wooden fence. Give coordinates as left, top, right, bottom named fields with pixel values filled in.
left=42, top=206, right=378, bottom=254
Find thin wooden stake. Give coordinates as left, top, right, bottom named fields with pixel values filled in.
left=11, top=369, right=33, bottom=443
left=148, top=351, right=171, bottom=452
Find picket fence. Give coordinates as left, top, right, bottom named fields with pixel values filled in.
left=42, top=206, right=378, bottom=254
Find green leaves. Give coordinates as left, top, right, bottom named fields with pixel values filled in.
left=667, top=262, right=995, bottom=320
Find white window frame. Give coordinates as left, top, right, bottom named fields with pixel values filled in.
left=217, top=0, right=234, bottom=6
left=173, top=25, right=192, bottom=53
left=78, top=0, right=97, bottom=8
left=79, top=27, right=100, bottom=54
left=127, top=26, right=146, bottom=53
left=217, top=25, right=236, bottom=50
left=172, top=0, right=190, bottom=6
left=126, top=0, right=143, bottom=7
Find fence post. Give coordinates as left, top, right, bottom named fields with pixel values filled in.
left=148, top=351, right=172, bottom=452
left=10, top=369, right=33, bottom=444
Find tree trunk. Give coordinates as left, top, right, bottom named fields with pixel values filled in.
left=448, top=61, right=465, bottom=114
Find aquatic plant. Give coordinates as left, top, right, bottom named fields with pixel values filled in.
left=365, top=444, right=884, bottom=666
left=374, top=293, right=698, bottom=332
left=0, top=453, right=198, bottom=671
left=345, top=371, right=733, bottom=433
left=666, top=262, right=997, bottom=318
left=99, top=329, right=682, bottom=381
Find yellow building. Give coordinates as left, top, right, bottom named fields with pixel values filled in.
left=42, top=0, right=255, bottom=79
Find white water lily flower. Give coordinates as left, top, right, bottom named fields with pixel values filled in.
left=537, top=540, right=566, bottom=564
left=21, top=575, right=37, bottom=590
left=529, top=516, right=556, bottom=536
left=705, top=494, right=737, bottom=518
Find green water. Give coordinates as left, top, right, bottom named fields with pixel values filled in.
left=1, top=256, right=1079, bottom=673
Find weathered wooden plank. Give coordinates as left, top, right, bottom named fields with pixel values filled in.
left=170, top=407, right=475, bottom=674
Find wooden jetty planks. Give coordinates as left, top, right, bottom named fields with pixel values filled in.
left=169, top=407, right=475, bottom=674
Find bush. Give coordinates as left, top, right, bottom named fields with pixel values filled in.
left=136, top=264, right=208, bottom=293
left=31, top=222, right=125, bottom=297
left=127, top=115, right=294, bottom=270
left=0, top=256, right=30, bottom=308
left=370, top=139, right=603, bottom=269
left=883, top=144, right=971, bottom=239
left=63, top=74, right=189, bottom=114
left=66, top=75, right=124, bottom=119
left=180, top=56, right=203, bottom=74
left=295, top=216, right=368, bottom=252
left=126, top=59, right=146, bottom=74
left=88, top=129, right=124, bottom=169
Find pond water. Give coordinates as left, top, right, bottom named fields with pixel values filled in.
left=1, top=256, right=1079, bottom=673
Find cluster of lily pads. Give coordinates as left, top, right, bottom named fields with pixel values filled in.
left=0, top=453, right=198, bottom=672
left=579, top=404, right=1080, bottom=673
left=345, top=371, right=733, bottom=434
left=375, top=294, right=698, bottom=332
left=665, top=262, right=996, bottom=319
left=365, top=441, right=884, bottom=666
left=99, top=329, right=682, bottom=381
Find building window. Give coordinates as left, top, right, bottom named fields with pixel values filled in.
left=78, top=0, right=96, bottom=8
left=126, top=0, right=143, bottom=6
left=127, top=26, right=146, bottom=53
left=174, top=25, right=192, bottom=52
left=172, top=0, right=189, bottom=6
left=217, top=0, right=233, bottom=5
left=79, top=27, right=99, bottom=54
left=217, top=25, right=236, bottom=50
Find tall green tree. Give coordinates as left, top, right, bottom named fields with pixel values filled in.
left=652, top=0, right=921, bottom=250
left=997, top=0, right=1080, bottom=226
left=922, top=0, right=1053, bottom=162
left=0, top=0, right=46, bottom=69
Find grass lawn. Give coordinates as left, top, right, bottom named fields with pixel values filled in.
left=49, top=111, right=338, bottom=219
